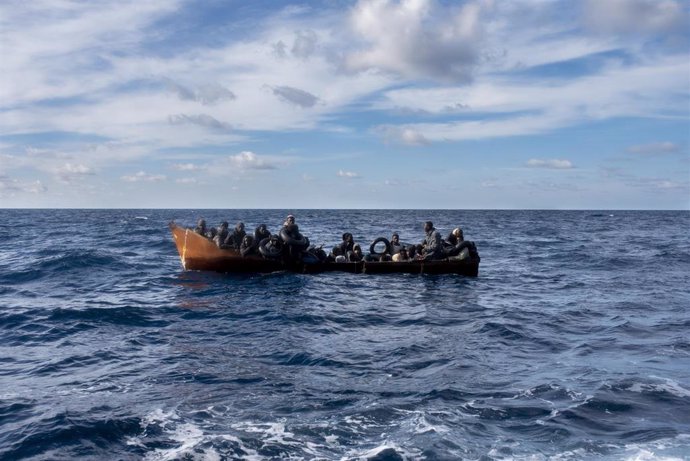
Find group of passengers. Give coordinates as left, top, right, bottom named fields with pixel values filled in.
left=193, top=215, right=477, bottom=263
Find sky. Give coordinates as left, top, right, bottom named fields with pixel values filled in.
left=0, top=0, right=689, bottom=209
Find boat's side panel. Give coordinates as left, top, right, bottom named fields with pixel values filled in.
left=185, top=256, right=284, bottom=273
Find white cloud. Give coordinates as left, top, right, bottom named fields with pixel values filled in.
left=0, top=176, right=46, bottom=196
left=526, top=158, right=574, bottom=169
left=175, top=177, right=198, bottom=184
left=228, top=151, right=277, bottom=170
left=54, top=162, right=95, bottom=183
left=379, top=126, right=430, bottom=146
left=346, top=0, right=484, bottom=82
left=121, top=171, right=166, bottom=182
left=373, top=57, right=688, bottom=141
left=627, top=141, right=681, bottom=155
left=337, top=169, right=360, bottom=178
left=170, top=163, right=203, bottom=171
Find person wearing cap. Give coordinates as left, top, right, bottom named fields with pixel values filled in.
left=422, top=221, right=443, bottom=260
left=283, top=214, right=296, bottom=227
left=446, top=227, right=464, bottom=246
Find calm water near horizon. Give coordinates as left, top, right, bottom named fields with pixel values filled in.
left=1, top=209, right=689, bottom=460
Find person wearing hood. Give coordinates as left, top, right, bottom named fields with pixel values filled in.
left=214, top=221, right=230, bottom=248
left=194, top=219, right=208, bottom=237
left=225, top=222, right=246, bottom=249
left=349, top=243, right=364, bottom=262
left=446, top=227, right=464, bottom=246
left=254, top=224, right=271, bottom=243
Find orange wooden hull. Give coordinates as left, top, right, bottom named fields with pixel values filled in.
left=170, top=223, right=479, bottom=276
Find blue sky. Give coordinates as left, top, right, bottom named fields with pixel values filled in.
left=1, top=0, right=688, bottom=209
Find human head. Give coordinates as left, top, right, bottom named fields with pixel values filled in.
left=236, top=222, right=245, bottom=231
left=258, top=224, right=267, bottom=232
left=424, top=221, right=433, bottom=233
left=197, top=218, right=206, bottom=227
left=391, top=233, right=399, bottom=243
left=286, top=214, right=295, bottom=224
left=353, top=243, right=362, bottom=255
left=342, top=232, right=352, bottom=242
left=400, top=247, right=408, bottom=258
left=453, top=227, right=464, bottom=240
left=220, top=221, right=229, bottom=229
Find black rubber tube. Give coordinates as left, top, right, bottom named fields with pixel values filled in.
left=259, top=238, right=283, bottom=258
left=369, top=237, right=390, bottom=256
left=280, top=228, right=309, bottom=248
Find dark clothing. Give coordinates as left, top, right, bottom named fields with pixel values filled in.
left=194, top=224, right=207, bottom=236
left=240, top=240, right=257, bottom=257
left=225, top=229, right=246, bottom=249
left=254, top=226, right=271, bottom=243
left=446, top=232, right=460, bottom=246
left=424, top=227, right=443, bottom=260
left=214, top=228, right=229, bottom=248
left=339, top=240, right=354, bottom=255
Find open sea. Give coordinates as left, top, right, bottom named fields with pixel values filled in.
left=0, top=209, right=689, bottom=461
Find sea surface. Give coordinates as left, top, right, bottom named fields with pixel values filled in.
left=1, top=209, right=689, bottom=461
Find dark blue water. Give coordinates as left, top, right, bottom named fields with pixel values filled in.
left=1, top=209, right=689, bottom=460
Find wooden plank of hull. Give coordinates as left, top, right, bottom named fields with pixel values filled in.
left=170, top=223, right=479, bottom=276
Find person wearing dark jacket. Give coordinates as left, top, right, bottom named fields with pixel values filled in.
left=194, top=219, right=208, bottom=236
left=423, top=221, right=443, bottom=260
left=254, top=224, right=271, bottom=243
left=446, top=228, right=464, bottom=246
left=240, top=235, right=257, bottom=257
left=214, top=221, right=230, bottom=248
left=339, top=232, right=355, bottom=255
left=225, top=222, right=246, bottom=249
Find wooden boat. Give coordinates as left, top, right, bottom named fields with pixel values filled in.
left=170, top=223, right=479, bottom=276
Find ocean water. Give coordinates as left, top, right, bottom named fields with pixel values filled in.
left=0, top=209, right=689, bottom=461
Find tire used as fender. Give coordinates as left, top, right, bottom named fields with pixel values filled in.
left=369, top=237, right=390, bottom=256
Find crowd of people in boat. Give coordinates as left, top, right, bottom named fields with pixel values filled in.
left=192, top=214, right=479, bottom=263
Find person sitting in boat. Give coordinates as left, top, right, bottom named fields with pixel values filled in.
left=348, top=243, right=364, bottom=262
left=339, top=232, right=355, bottom=256
left=389, top=233, right=402, bottom=256
left=225, top=222, right=246, bottom=249
left=254, top=224, right=271, bottom=243
left=446, top=227, right=464, bottom=246
left=422, top=221, right=443, bottom=260
left=392, top=247, right=409, bottom=262
left=213, top=221, right=230, bottom=248
left=280, top=223, right=309, bottom=262
left=283, top=214, right=296, bottom=227
left=240, top=235, right=257, bottom=257
left=194, top=219, right=208, bottom=236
